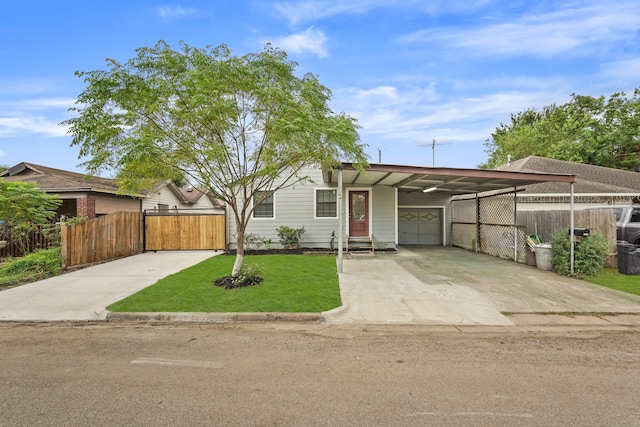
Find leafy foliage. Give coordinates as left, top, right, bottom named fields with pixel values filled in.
left=482, top=89, right=640, bottom=171
left=62, top=40, right=367, bottom=275
left=43, top=215, right=89, bottom=246
left=551, top=229, right=609, bottom=278
left=276, top=225, right=305, bottom=247
left=243, top=233, right=264, bottom=250
left=0, top=248, right=62, bottom=288
left=0, top=180, right=62, bottom=255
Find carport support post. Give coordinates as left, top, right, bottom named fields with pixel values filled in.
left=338, top=169, right=344, bottom=273
left=513, top=186, right=518, bottom=262
left=570, top=182, right=575, bottom=275
left=475, top=194, right=480, bottom=253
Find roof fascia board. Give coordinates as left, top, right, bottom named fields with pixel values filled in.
left=340, top=163, right=576, bottom=184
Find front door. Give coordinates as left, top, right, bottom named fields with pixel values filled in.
left=349, top=191, right=369, bottom=237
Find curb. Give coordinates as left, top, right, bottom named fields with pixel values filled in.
left=106, top=312, right=324, bottom=323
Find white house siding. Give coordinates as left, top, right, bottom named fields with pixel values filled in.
left=397, top=190, right=452, bottom=246
left=367, top=185, right=397, bottom=248
left=229, top=167, right=338, bottom=249
left=142, top=187, right=184, bottom=212
left=229, top=167, right=400, bottom=250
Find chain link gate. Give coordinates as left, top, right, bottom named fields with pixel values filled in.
left=452, top=192, right=527, bottom=263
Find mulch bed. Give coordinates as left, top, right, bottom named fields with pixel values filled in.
left=214, top=275, right=264, bottom=289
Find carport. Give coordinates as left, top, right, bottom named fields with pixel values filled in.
left=325, top=163, right=577, bottom=273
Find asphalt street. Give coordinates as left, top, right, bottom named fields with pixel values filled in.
left=1, top=323, right=639, bottom=426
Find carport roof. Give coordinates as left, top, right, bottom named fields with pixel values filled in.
left=324, top=163, right=576, bottom=196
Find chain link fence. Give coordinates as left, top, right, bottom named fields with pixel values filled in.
left=452, top=193, right=527, bottom=263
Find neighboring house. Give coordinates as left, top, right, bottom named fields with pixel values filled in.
left=141, top=180, right=224, bottom=214
left=230, top=163, right=575, bottom=250
left=0, top=162, right=141, bottom=219
left=0, top=162, right=225, bottom=219
left=496, top=156, right=640, bottom=210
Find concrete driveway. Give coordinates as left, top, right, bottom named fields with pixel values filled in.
left=323, top=246, right=640, bottom=326
left=2, top=246, right=639, bottom=326
left=0, top=251, right=220, bottom=321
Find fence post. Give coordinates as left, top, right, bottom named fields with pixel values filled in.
left=60, top=225, right=68, bottom=270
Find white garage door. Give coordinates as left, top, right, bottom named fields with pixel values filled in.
left=398, top=208, right=443, bottom=245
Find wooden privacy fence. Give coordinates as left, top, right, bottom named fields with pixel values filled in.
left=0, top=227, right=56, bottom=259
left=144, top=213, right=225, bottom=251
left=61, top=211, right=143, bottom=269
left=518, top=209, right=618, bottom=267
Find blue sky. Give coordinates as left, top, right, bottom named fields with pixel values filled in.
left=1, top=1, right=639, bottom=174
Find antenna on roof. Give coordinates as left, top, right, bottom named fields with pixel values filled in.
left=416, top=138, right=455, bottom=166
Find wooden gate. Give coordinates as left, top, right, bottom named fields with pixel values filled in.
left=144, top=213, right=226, bottom=251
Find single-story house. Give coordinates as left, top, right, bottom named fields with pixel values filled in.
left=0, top=162, right=224, bottom=218
left=230, top=163, right=576, bottom=255
left=0, top=162, right=141, bottom=218
left=142, top=180, right=224, bottom=214
left=495, top=156, right=640, bottom=210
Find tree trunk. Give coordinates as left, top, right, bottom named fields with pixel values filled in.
left=232, top=228, right=244, bottom=277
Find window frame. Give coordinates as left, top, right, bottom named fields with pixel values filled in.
left=252, top=190, right=275, bottom=219
left=314, top=188, right=338, bottom=219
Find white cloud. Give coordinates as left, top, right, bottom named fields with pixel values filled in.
left=157, top=5, right=200, bottom=20
left=0, top=116, right=68, bottom=137
left=267, top=27, right=329, bottom=58
left=0, top=98, right=77, bottom=111
left=399, top=1, right=640, bottom=57
left=0, top=149, right=6, bottom=157
left=600, top=59, right=640, bottom=82
left=274, top=0, right=489, bottom=25
left=335, top=84, right=559, bottom=145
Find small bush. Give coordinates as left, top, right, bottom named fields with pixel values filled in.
left=0, top=248, right=63, bottom=287
left=276, top=226, right=305, bottom=248
left=551, top=229, right=609, bottom=278
left=243, top=233, right=264, bottom=250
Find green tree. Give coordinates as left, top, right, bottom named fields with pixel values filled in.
left=62, top=41, right=367, bottom=276
left=482, top=89, right=640, bottom=170
left=0, top=180, right=62, bottom=255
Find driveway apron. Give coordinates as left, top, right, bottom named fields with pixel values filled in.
left=0, top=251, right=220, bottom=321
left=324, top=247, right=640, bottom=326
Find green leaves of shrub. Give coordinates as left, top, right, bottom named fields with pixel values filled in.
left=551, top=229, right=609, bottom=278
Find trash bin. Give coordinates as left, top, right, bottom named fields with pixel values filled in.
left=535, top=243, right=553, bottom=271
left=617, top=242, right=640, bottom=275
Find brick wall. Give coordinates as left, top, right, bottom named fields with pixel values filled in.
left=77, top=197, right=96, bottom=218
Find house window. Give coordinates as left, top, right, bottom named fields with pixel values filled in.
left=253, top=191, right=274, bottom=218
left=315, top=189, right=337, bottom=218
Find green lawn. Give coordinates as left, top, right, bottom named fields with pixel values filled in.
left=107, top=254, right=341, bottom=313
left=584, top=268, right=640, bottom=296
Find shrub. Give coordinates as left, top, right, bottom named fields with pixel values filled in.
left=43, top=215, right=89, bottom=246
left=243, top=233, right=264, bottom=250
left=0, top=248, right=63, bottom=287
left=551, top=229, right=609, bottom=278
left=276, top=226, right=305, bottom=248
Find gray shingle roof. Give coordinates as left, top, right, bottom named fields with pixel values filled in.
left=496, top=156, right=640, bottom=194
left=0, top=162, right=123, bottom=194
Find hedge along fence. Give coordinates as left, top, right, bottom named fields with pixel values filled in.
left=60, top=211, right=143, bottom=269
left=517, top=209, right=617, bottom=268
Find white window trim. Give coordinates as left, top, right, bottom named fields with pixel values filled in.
left=252, top=191, right=276, bottom=220
left=314, top=187, right=338, bottom=219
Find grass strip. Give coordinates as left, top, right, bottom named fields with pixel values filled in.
left=584, top=268, right=640, bottom=296
left=107, top=254, right=340, bottom=313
